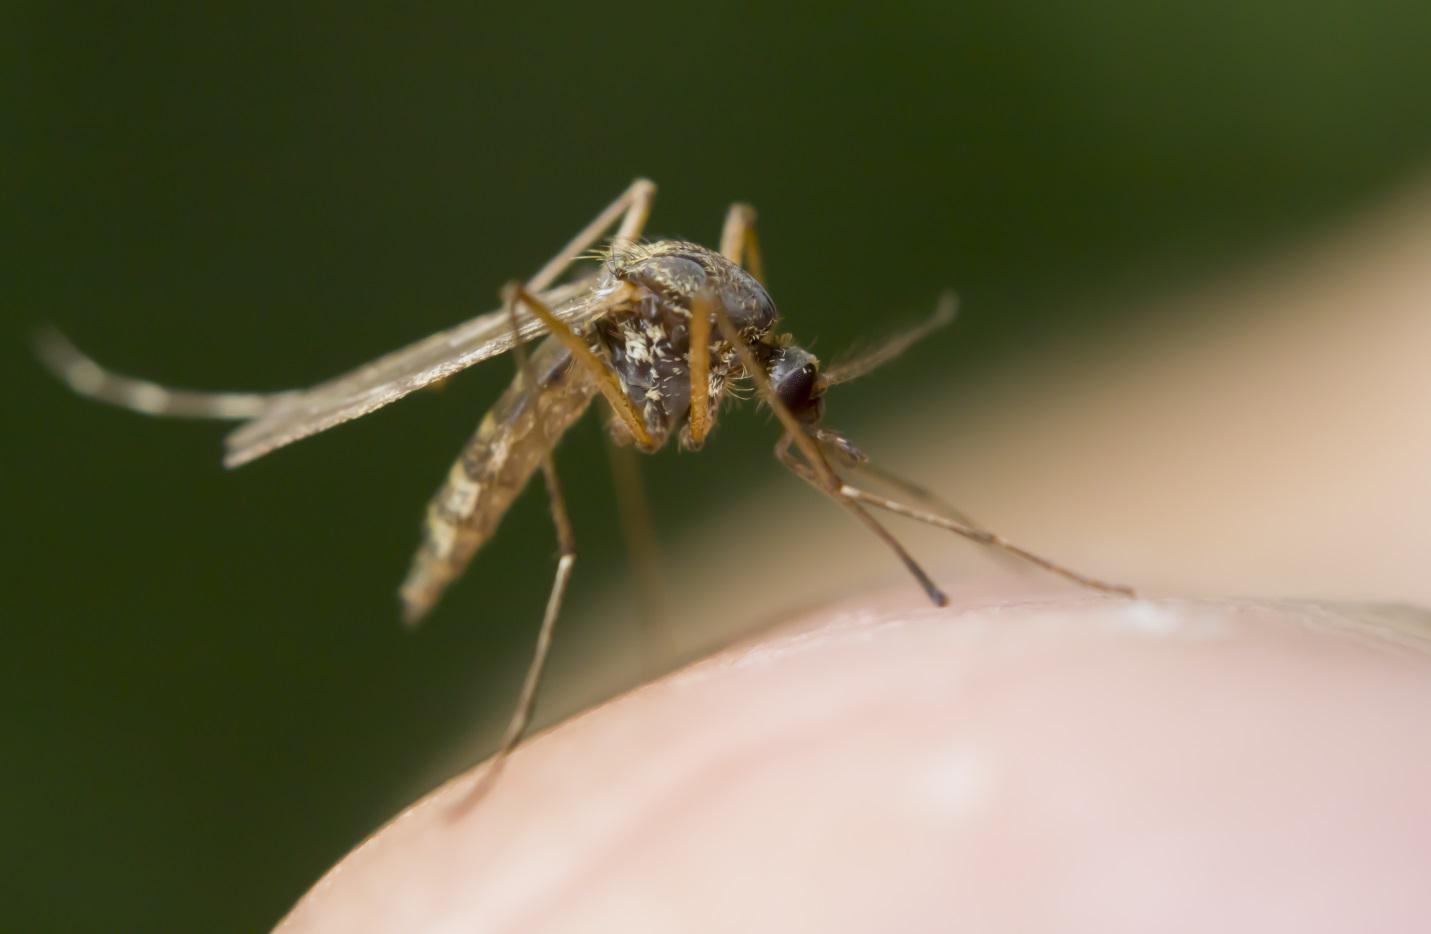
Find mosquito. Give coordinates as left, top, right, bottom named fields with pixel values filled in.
left=38, top=179, right=1134, bottom=795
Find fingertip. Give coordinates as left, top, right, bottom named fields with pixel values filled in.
left=280, top=593, right=1431, bottom=933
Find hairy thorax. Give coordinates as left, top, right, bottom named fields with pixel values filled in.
left=589, top=241, right=778, bottom=449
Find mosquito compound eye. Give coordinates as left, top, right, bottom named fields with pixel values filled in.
left=772, top=355, right=824, bottom=423
left=777, top=363, right=815, bottom=406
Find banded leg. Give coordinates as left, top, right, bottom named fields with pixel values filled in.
left=791, top=424, right=1133, bottom=597
left=34, top=180, right=655, bottom=423
left=834, top=483, right=1135, bottom=597
left=463, top=289, right=583, bottom=804
left=819, top=436, right=987, bottom=532
left=772, top=435, right=948, bottom=606
left=709, top=305, right=949, bottom=607
left=33, top=327, right=280, bottom=420
left=526, top=178, right=657, bottom=292
left=506, top=283, right=657, bottom=450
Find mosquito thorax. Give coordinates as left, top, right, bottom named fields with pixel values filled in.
left=768, top=344, right=826, bottom=424
left=597, top=241, right=780, bottom=449
left=606, top=240, right=777, bottom=336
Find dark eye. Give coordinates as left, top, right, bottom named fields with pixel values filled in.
left=777, top=363, right=815, bottom=403
left=776, top=363, right=820, bottom=419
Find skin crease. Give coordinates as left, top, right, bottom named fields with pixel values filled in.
left=278, top=184, right=1431, bottom=933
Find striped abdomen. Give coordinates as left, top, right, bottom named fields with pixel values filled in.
left=399, top=336, right=597, bottom=624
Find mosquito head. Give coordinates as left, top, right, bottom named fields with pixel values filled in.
left=766, top=293, right=958, bottom=452
left=768, top=344, right=827, bottom=425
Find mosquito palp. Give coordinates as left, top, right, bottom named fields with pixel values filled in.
left=822, top=290, right=959, bottom=387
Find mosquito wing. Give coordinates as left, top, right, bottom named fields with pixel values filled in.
left=223, top=281, right=612, bottom=467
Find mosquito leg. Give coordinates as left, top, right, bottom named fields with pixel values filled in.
left=707, top=302, right=946, bottom=606
left=526, top=178, right=657, bottom=292
left=820, top=443, right=1053, bottom=582
left=825, top=445, right=987, bottom=531
left=719, top=202, right=765, bottom=284
left=602, top=420, right=668, bottom=662
left=33, top=327, right=279, bottom=420
left=506, top=283, right=657, bottom=450
left=686, top=292, right=714, bottom=448
left=689, top=205, right=764, bottom=447
left=711, top=305, right=837, bottom=485
left=773, top=436, right=948, bottom=606
left=838, top=482, right=1136, bottom=597
left=461, top=290, right=583, bottom=806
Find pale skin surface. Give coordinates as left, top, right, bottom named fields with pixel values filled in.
left=278, top=592, right=1431, bottom=934
left=278, top=180, right=1431, bottom=932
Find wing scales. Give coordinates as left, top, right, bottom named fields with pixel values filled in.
left=223, top=282, right=610, bottom=467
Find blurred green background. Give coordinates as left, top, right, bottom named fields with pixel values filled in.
left=7, top=1, right=1431, bottom=929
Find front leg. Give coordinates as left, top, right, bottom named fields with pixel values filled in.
left=686, top=202, right=768, bottom=449
left=710, top=302, right=948, bottom=607
left=685, top=291, right=715, bottom=449
left=505, top=283, right=658, bottom=451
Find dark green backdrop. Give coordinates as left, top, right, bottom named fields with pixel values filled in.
left=8, top=2, right=1430, bottom=929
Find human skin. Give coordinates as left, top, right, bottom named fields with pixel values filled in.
left=277, top=592, right=1431, bottom=933
left=280, top=182, right=1431, bottom=932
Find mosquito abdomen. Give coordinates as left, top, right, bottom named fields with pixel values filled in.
left=399, top=337, right=597, bottom=625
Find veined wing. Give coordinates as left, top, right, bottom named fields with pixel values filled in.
left=224, top=280, right=613, bottom=467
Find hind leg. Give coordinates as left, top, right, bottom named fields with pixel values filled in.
left=460, top=288, right=585, bottom=805
left=33, top=328, right=279, bottom=419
